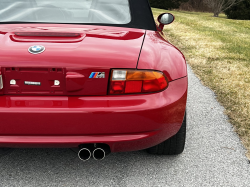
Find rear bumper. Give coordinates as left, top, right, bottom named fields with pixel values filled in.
left=0, top=77, right=187, bottom=152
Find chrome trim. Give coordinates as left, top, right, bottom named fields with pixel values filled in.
left=0, top=75, right=3, bottom=89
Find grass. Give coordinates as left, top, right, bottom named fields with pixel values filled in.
left=151, top=9, right=250, bottom=159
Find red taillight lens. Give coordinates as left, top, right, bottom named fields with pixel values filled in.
left=109, top=81, right=125, bottom=94
left=109, top=70, right=168, bottom=95
left=125, top=81, right=143, bottom=93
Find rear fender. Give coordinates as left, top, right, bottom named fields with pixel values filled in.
left=137, top=31, right=187, bottom=81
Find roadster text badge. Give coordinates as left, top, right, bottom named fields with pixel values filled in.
left=89, top=72, right=105, bottom=78
left=24, top=81, right=41, bottom=86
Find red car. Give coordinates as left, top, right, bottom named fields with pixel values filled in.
left=0, top=0, right=187, bottom=161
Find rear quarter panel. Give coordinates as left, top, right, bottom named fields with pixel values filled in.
left=137, top=31, right=187, bottom=81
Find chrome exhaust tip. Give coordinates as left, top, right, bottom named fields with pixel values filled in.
left=93, top=148, right=106, bottom=160
left=78, top=148, right=91, bottom=161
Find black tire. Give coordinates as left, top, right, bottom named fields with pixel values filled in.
left=147, top=112, right=186, bottom=155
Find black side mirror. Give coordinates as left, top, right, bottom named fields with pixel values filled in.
left=157, top=13, right=175, bottom=31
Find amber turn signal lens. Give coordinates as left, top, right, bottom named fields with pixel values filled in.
left=109, top=69, right=168, bottom=95
left=126, top=70, right=163, bottom=80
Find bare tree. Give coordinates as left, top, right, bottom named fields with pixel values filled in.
left=204, top=0, right=243, bottom=17
left=179, top=0, right=212, bottom=12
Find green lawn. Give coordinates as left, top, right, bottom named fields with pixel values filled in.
left=151, top=8, right=250, bottom=158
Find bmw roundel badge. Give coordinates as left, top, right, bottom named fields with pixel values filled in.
left=28, top=45, right=45, bottom=54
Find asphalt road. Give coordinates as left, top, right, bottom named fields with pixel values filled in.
left=1, top=65, right=250, bottom=187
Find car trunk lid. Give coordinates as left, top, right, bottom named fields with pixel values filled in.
left=0, top=24, right=145, bottom=96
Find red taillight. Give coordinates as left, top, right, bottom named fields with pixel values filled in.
left=125, top=81, right=143, bottom=93
left=109, top=81, right=125, bottom=94
left=109, top=70, right=168, bottom=95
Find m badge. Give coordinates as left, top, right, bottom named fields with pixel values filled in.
left=89, top=72, right=105, bottom=78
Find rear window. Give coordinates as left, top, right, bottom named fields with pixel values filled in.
left=0, top=0, right=131, bottom=24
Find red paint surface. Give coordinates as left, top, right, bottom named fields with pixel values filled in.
left=0, top=77, right=187, bottom=152
left=138, top=31, right=187, bottom=81
left=0, top=24, right=188, bottom=152
left=0, top=24, right=145, bottom=96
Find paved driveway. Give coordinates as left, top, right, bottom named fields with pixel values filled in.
left=1, top=65, right=250, bottom=187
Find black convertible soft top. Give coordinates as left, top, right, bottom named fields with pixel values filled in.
left=0, top=0, right=157, bottom=31
left=78, top=0, right=157, bottom=31
left=121, top=0, right=157, bottom=31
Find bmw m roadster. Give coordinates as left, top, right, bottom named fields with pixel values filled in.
left=0, top=0, right=187, bottom=160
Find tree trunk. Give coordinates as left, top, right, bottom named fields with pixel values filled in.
left=213, top=12, right=219, bottom=17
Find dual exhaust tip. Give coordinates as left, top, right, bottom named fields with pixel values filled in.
left=78, top=144, right=110, bottom=161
